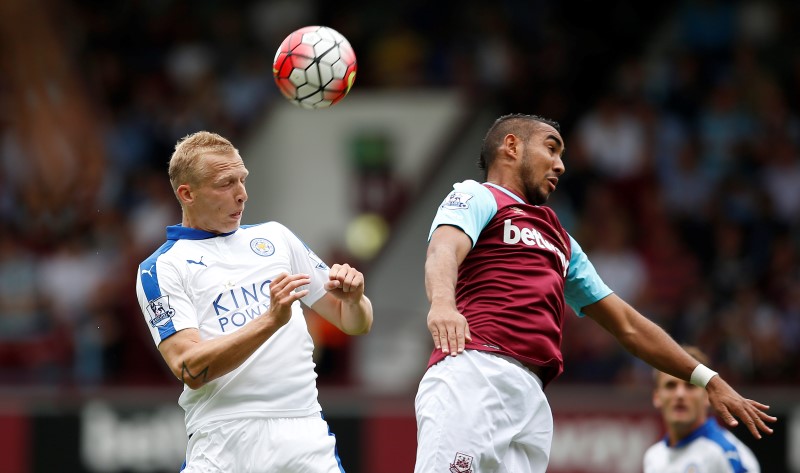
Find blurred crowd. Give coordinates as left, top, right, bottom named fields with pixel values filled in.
left=555, top=0, right=800, bottom=386
left=0, top=0, right=798, bottom=388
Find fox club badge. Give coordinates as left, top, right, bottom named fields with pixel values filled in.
left=250, top=238, right=275, bottom=257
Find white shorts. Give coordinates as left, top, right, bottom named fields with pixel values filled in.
left=182, top=414, right=344, bottom=473
left=414, top=350, right=552, bottom=473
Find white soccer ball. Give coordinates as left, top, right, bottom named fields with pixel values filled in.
left=272, top=25, right=357, bottom=109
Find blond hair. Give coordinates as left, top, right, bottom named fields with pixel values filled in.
left=168, top=131, right=239, bottom=197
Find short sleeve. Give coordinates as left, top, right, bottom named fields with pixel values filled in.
left=428, top=180, right=497, bottom=247
left=564, top=234, right=613, bottom=316
left=136, top=254, right=199, bottom=347
left=278, top=224, right=330, bottom=306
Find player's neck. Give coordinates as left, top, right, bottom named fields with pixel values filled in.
left=485, top=178, right=526, bottom=203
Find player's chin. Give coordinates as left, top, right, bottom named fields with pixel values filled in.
left=530, top=189, right=550, bottom=205
left=219, top=219, right=241, bottom=233
left=668, top=410, right=693, bottom=423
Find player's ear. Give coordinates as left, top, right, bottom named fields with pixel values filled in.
left=502, top=134, right=521, bottom=160
left=652, top=390, right=662, bottom=409
left=176, top=184, right=194, bottom=205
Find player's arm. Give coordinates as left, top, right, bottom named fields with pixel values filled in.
left=158, top=272, right=309, bottom=389
left=582, top=293, right=776, bottom=439
left=425, top=224, right=473, bottom=356
left=310, top=263, right=373, bottom=335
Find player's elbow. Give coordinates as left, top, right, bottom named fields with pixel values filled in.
left=183, top=378, right=207, bottom=390
left=158, top=329, right=212, bottom=389
left=166, top=358, right=213, bottom=390
left=615, top=328, right=641, bottom=354
left=180, top=374, right=202, bottom=390
left=179, top=369, right=211, bottom=390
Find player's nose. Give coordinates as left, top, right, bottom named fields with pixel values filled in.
left=554, top=156, right=565, bottom=176
left=236, top=182, right=248, bottom=203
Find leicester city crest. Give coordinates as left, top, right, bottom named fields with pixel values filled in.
left=250, top=238, right=275, bottom=257
left=147, top=295, right=175, bottom=328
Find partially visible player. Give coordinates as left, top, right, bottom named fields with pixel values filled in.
left=644, top=346, right=761, bottom=472
left=135, top=131, right=372, bottom=472
left=415, top=114, right=775, bottom=473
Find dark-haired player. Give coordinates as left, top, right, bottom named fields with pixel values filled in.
left=414, top=114, right=774, bottom=473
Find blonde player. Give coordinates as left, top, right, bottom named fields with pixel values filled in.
left=644, top=346, right=760, bottom=472
left=135, top=131, right=372, bottom=472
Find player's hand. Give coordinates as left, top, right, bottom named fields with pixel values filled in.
left=706, top=376, right=777, bottom=439
left=268, top=272, right=310, bottom=328
left=324, top=263, right=365, bottom=304
left=427, top=305, right=471, bottom=356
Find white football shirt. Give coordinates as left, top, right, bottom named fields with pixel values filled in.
left=135, top=222, right=330, bottom=434
left=643, top=418, right=760, bottom=473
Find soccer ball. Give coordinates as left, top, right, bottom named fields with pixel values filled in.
left=273, top=26, right=357, bottom=109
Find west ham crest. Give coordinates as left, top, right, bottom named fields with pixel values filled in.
left=450, top=452, right=474, bottom=473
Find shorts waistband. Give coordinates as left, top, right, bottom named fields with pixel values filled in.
left=481, top=351, right=544, bottom=389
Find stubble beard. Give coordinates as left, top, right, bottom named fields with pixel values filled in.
left=526, top=183, right=550, bottom=205
left=520, top=159, right=551, bottom=205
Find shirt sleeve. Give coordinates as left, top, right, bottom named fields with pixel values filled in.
left=136, top=254, right=199, bottom=347
left=428, top=180, right=497, bottom=247
left=564, top=234, right=613, bottom=317
left=278, top=224, right=330, bottom=306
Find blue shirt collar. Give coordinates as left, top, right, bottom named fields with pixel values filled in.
left=665, top=417, right=718, bottom=448
left=166, top=224, right=238, bottom=241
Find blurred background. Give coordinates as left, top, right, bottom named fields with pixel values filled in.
left=1, top=0, right=799, bottom=471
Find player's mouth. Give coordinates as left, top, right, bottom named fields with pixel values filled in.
left=671, top=404, right=689, bottom=414
left=547, top=177, right=558, bottom=191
